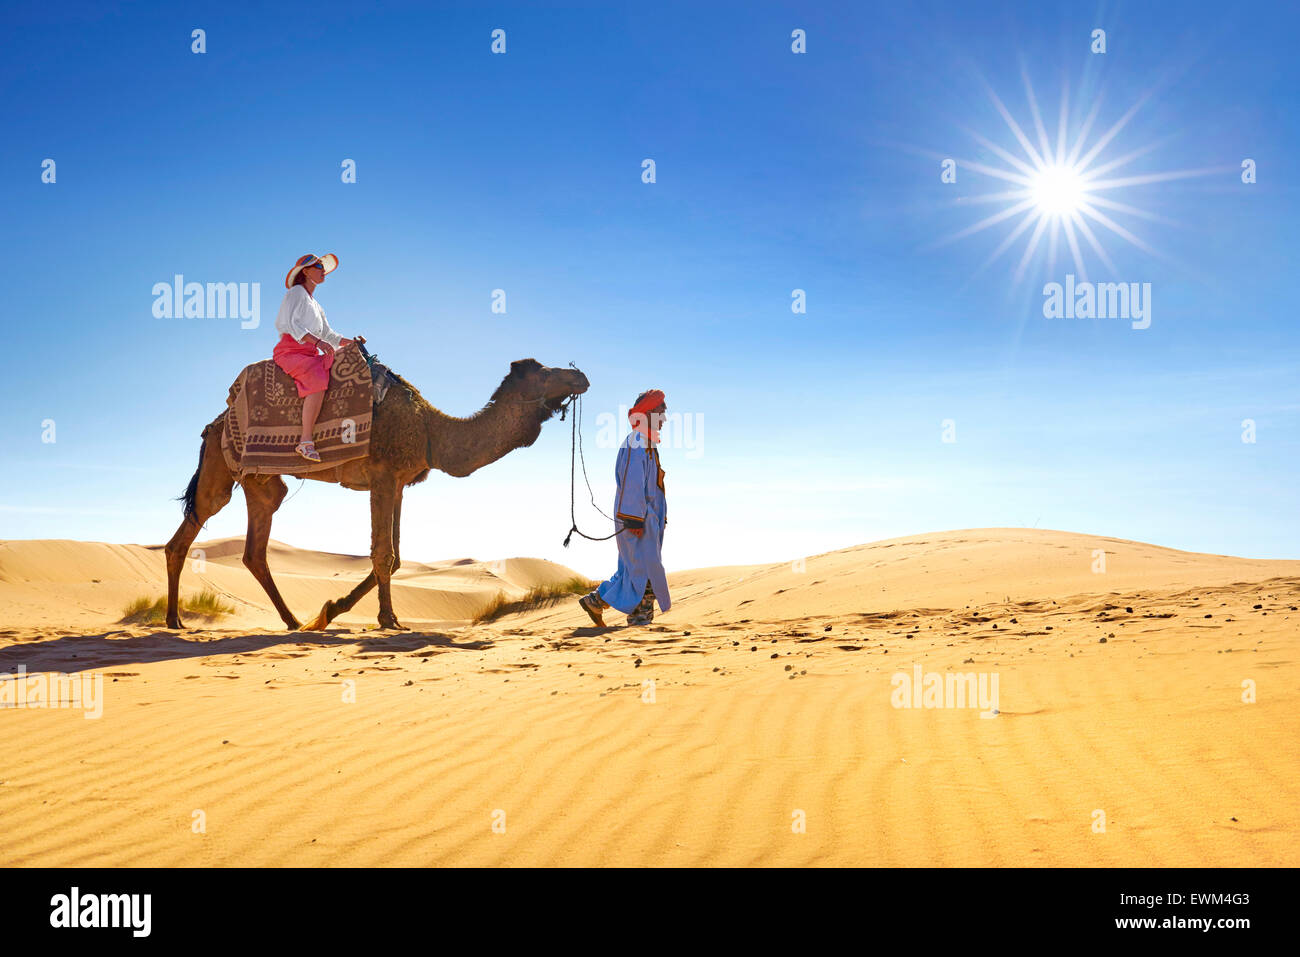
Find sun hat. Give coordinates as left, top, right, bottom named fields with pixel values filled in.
left=284, top=253, right=339, bottom=289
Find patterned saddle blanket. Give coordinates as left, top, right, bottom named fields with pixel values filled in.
left=220, top=348, right=398, bottom=480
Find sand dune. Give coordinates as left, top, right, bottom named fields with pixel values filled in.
left=1, top=528, right=1297, bottom=866
left=0, top=537, right=580, bottom=630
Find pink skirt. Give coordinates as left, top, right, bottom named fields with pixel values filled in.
left=273, top=333, right=334, bottom=398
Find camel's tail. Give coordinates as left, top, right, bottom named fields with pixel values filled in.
left=178, top=425, right=210, bottom=521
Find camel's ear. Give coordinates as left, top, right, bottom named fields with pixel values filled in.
left=493, top=359, right=544, bottom=402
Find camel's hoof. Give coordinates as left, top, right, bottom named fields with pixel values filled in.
left=284, top=618, right=302, bottom=631
left=301, top=605, right=332, bottom=632
left=377, top=618, right=408, bottom=632
left=166, top=617, right=184, bottom=630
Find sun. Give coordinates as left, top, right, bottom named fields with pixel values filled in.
left=1030, top=163, right=1085, bottom=217
left=927, top=69, right=1231, bottom=285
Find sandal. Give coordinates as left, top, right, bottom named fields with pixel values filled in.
left=578, top=592, right=607, bottom=627
left=295, top=441, right=321, bottom=462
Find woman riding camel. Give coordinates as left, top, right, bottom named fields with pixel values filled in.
left=273, top=253, right=363, bottom=461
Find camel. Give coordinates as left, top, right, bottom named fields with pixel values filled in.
left=164, top=357, right=589, bottom=632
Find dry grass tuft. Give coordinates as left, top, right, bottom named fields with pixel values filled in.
left=121, top=588, right=236, bottom=625
left=473, top=576, right=597, bottom=624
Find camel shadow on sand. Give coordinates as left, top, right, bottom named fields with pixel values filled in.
left=0, top=629, right=493, bottom=676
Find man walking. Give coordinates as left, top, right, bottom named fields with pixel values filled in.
left=579, top=389, right=671, bottom=627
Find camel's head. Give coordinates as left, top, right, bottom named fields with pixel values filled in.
left=493, top=358, right=590, bottom=420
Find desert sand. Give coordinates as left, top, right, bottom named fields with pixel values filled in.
left=1, top=528, right=1296, bottom=866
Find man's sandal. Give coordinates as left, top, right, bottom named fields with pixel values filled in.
left=578, top=592, right=607, bottom=627
left=295, top=441, right=321, bottom=462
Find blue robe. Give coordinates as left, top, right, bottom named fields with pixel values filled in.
left=597, top=431, right=671, bottom=613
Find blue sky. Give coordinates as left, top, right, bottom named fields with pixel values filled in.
left=1, top=0, right=1296, bottom=581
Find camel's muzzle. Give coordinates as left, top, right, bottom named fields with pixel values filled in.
left=567, top=370, right=590, bottom=396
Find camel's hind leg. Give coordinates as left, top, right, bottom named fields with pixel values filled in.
left=303, top=484, right=404, bottom=632
left=165, top=422, right=235, bottom=629
left=241, top=475, right=301, bottom=630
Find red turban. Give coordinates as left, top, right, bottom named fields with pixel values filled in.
left=628, top=390, right=665, bottom=420
left=628, top=390, right=666, bottom=446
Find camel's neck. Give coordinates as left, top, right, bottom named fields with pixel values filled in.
left=421, top=394, right=544, bottom=477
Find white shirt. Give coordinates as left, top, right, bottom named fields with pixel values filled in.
left=274, top=285, right=342, bottom=348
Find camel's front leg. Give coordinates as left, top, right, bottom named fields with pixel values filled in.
left=303, top=486, right=402, bottom=631
left=370, top=471, right=406, bottom=631
left=391, top=483, right=403, bottom=577
left=302, top=572, right=375, bottom=631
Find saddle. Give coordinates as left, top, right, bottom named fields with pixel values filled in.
left=220, top=346, right=399, bottom=480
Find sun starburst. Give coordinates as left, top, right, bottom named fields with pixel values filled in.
left=1030, top=164, right=1086, bottom=217
left=932, top=67, right=1230, bottom=285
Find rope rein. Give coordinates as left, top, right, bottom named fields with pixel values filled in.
left=363, top=345, right=618, bottom=546
left=563, top=391, right=628, bottom=547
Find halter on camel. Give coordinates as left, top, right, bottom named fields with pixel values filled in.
left=361, top=345, right=614, bottom=544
